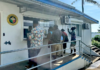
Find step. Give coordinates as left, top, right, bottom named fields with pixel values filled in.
left=83, top=45, right=100, bottom=56
left=97, top=51, right=100, bottom=55
left=95, top=49, right=100, bottom=52
left=93, top=49, right=99, bottom=52
left=92, top=47, right=98, bottom=50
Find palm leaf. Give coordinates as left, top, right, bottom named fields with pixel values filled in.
left=71, top=0, right=100, bottom=7
left=85, top=0, right=100, bottom=7
left=71, top=0, right=80, bottom=5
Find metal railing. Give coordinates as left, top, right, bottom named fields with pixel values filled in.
left=80, top=40, right=93, bottom=61
left=0, top=40, right=92, bottom=70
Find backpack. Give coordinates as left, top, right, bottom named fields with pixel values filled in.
left=63, top=32, right=69, bottom=42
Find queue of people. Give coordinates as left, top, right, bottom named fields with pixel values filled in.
left=48, top=25, right=76, bottom=60
left=26, top=19, right=76, bottom=70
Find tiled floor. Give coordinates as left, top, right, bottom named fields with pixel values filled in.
left=0, top=53, right=79, bottom=70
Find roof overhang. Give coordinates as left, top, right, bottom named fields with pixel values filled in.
left=0, top=0, right=99, bottom=24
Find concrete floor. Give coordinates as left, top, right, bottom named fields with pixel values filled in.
left=0, top=53, right=79, bottom=70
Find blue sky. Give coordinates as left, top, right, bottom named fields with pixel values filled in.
left=59, top=0, right=100, bottom=32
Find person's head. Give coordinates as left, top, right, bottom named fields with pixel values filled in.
left=61, top=29, right=65, bottom=32
left=53, top=25, right=58, bottom=30
left=28, top=26, right=32, bottom=31
left=49, top=26, right=53, bottom=31
left=33, top=19, right=39, bottom=28
left=71, top=27, right=76, bottom=31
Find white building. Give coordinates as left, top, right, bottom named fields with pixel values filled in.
left=0, top=0, right=99, bottom=70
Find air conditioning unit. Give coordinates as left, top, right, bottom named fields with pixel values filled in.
left=82, top=23, right=89, bottom=29
left=60, top=16, right=70, bottom=24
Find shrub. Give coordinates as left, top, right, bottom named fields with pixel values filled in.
left=98, top=43, right=100, bottom=48
left=92, top=40, right=98, bottom=46
left=92, top=38, right=94, bottom=41
left=92, top=35, right=100, bottom=48
left=94, top=35, right=100, bottom=42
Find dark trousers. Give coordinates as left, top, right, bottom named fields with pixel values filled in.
left=28, top=49, right=40, bottom=70
left=28, top=60, right=37, bottom=67
left=63, top=43, right=67, bottom=54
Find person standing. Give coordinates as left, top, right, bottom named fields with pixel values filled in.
left=47, top=27, right=53, bottom=47
left=26, top=19, right=44, bottom=70
left=68, top=27, right=76, bottom=55
left=61, top=29, right=69, bottom=54
left=50, top=25, right=63, bottom=59
left=47, top=26, right=53, bottom=40
left=26, top=26, right=33, bottom=68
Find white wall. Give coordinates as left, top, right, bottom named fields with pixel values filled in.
left=0, top=2, right=61, bottom=65
left=82, top=23, right=91, bottom=46
left=0, top=1, right=92, bottom=65
left=0, top=2, right=28, bottom=65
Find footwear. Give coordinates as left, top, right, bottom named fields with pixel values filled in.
left=72, top=53, right=76, bottom=56
left=61, top=55, right=63, bottom=57
left=25, top=65, right=31, bottom=68
left=31, top=68, right=38, bottom=70
left=25, top=67, right=38, bottom=70
left=52, top=55, right=57, bottom=59
left=52, top=60, right=56, bottom=63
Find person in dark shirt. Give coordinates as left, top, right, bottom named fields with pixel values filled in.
left=47, top=27, right=54, bottom=48
left=27, top=26, right=32, bottom=49
left=61, top=29, right=69, bottom=54
left=47, top=27, right=53, bottom=40
left=50, top=25, right=62, bottom=59
left=68, top=27, right=76, bottom=55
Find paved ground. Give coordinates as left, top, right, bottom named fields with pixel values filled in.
left=0, top=53, right=79, bottom=70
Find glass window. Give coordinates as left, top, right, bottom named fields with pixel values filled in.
left=23, top=17, right=55, bottom=39
left=39, top=21, right=55, bottom=37
left=23, top=20, right=33, bottom=39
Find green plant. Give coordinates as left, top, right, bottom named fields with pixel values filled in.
left=91, top=38, right=94, bottom=41
left=92, top=35, right=99, bottom=48
left=94, top=35, right=100, bottom=42
left=92, top=40, right=98, bottom=46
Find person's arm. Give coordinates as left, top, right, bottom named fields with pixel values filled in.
left=68, top=28, right=72, bottom=35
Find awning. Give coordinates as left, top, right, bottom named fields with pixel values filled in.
left=37, top=0, right=99, bottom=24
left=0, top=0, right=99, bottom=24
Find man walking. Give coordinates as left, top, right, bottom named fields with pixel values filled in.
left=50, top=25, right=63, bottom=59
left=26, top=19, right=44, bottom=70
